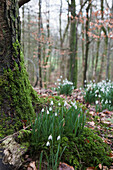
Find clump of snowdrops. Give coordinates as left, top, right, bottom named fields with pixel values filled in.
left=84, top=79, right=113, bottom=111
left=55, top=76, right=74, bottom=95
left=30, top=100, right=86, bottom=169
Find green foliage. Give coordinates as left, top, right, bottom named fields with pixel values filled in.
left=30, top=104, right=86, bottom=150
left=60, top=128, right=112, bottom=169
left=30, top=103, right=85, bottom=169
left=55, top=78, right=74, bottom=95
left=84, top=80, right=113, bottom=111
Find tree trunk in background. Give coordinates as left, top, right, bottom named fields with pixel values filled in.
left=34, top=0, right=42, bottom=88
left=98, top=0, right=108, bottom=81
left=83, top=0, right=91, bottom=87
left=69, top=0, right=78, bottom=88
left=106, top=1, right=113, bottom=80
left=94, top=30, right=101, bottom=79
left=0, top=0, right=38, bottom=138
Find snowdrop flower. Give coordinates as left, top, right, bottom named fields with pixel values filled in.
left=49, top=107, right=52, bottom=111
left=48, top=135, right=52, bottom=140
left=109, top=100, right=111, bottom=103
left=55, top=113, right=57, bottom=116
left=50, top=101, right=54, bottom=105
left=101, top=99, right=104, bottom=103
left=98, top=95, right=101, bottom=98
left=95, top=90, right=99, bottom=93
left=95, top=94, right=97, bottom=97
left=57, top=135, right=60, bottom=141
left=84, top=80, right=87, bottom=83
left=64, top=101, right=67, bottom=106
left=95, top=101, right=98, bottom=104
left=41, top=108, right=44, bottom=112
left=55, top=82, right=57, bottom=85
left=58, top=103, right=61, bottom=106
left=60, top=75, right=62, bottom=78
left=46, top=141, right=50, bottom=146
left=57, top=79, right=61, bottom=82
left=74, top=105, right=77, bottom=109
left=47, top=110, right=49, bottom=114
left=105, top=100, right=108, bottom=104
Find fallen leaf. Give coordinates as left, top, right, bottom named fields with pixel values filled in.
left=103, top=110, right=111, bottom=114
left=86, top=167, right=97, bottom=170
left=27, top=161, right=37, bottom=170
left=59, top=162, right=74, bottom=170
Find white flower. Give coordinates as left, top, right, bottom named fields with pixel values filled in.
left=74, top=105, right=77, bottom=109
left=95, top=90, right=99, bottom=93
left=55, top=82, right=57, bottom=85
left=47, top=110, right=49, bottom=114
left=57, top=79, right=61, bottom=82
left=49, top=107, right=52, bottom=111
left=55, top=113, right=57, bottom=116
left=95, top=94, right=97, bottom=97
left=105, top=100, right=108, bottom=104
left=46, top=141, right=50, bottom=146
left=60, top=76, right=62, bottom=78
left=50, top=101, right=53, bottom=105
left=84, top=80, right=87, bottom=83
left=57, top=135, right=60, bottom=140
left=41, top=108, right=44, bottom=112
left=98, top=95, right=101, bottom=98
left=64, top=101, right=67, bottom=106
left=58, top=103, right=61, bottom=106
left=95, top=101, right=98, bottom=104
left=48, top=135, right=52, bottom=140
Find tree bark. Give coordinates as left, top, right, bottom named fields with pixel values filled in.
left=0, top=0, right=38, bottom=138
left=18, top=0, right=30, bottom=8
left=69, top=0, right=78, bottom=88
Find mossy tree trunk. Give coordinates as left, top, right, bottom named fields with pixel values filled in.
left=0, top=0, right=38, bottom=138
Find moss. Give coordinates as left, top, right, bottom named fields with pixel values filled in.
left=60, top=128, right=112, bottom=169
left=0, top=40, right=40, bottom=138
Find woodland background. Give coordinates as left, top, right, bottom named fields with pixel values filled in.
left=19, top=0, right=113, bottom=88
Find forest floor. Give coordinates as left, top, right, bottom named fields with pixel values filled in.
left=33, top=87, right=113, bottom=170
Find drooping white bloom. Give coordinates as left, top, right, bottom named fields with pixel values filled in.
left=48, top=135, right=52, bottom=140
left=55, top=113, right=57, bottom=116
left=58, top=103, right=61, bottom=106
left=64, top=101, right=67, bottom=106
left=50, top=101, right=54, bottom=105
left=57, top=79, right=61, bottom=82
left=74, top=105, right=77, bottom=109
left=57, top=135, right=60, bottom=140
left=47, top=110, right=49, bottom=114
left=98, top=94, right=101, bottom=98
left=95, top=101, right=98, bottom=104
left=46, top=141, right=50, bottom=146
left=60, top=75, right=62, bottom=78
left=41, top=108, right=44, bottom=112
left=105, top=100, right=108, bottom=104
left=49, top=107, right=52, bottom=111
